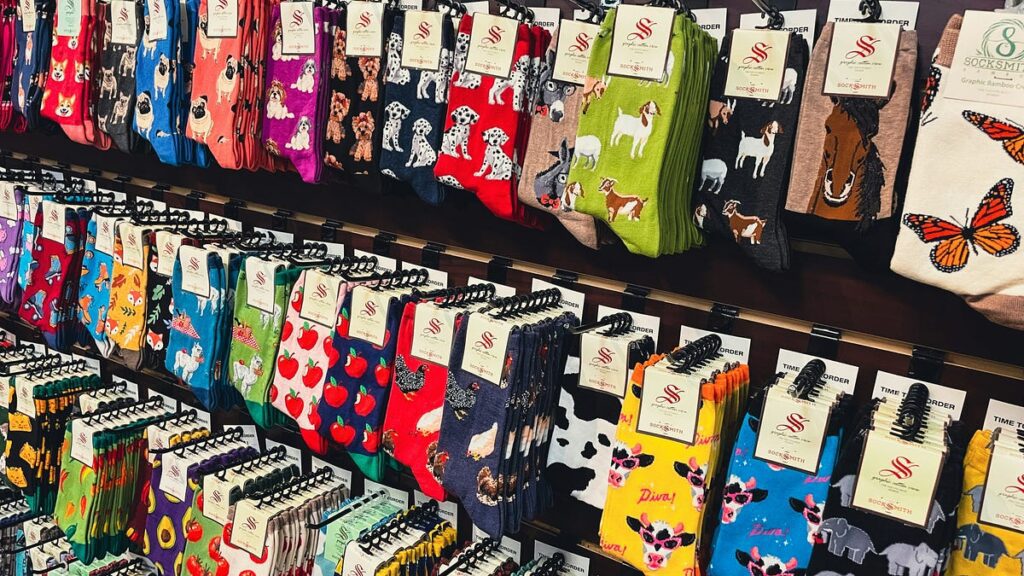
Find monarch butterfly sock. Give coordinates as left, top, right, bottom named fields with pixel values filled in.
left=891, top=14, right=1024, bottom=330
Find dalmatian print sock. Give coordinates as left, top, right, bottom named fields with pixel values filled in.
left=692, top=31, right=807, bottom=272
left=377, top=10, right=454, bottom=205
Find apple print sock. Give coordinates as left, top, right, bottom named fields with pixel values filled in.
left=261, top=4, right=331, bottom=182
left=95, top=0, right=142, bottom=153
left=377, top=11, right=455, bottom=205
left=269, top=269, right=345, bottom=454
left=693, top=31, right=808, bottom=272
left=76, top=215, right=116, bottom=357
left=0, top=187, right=24, bottom=306
left=228, top=263, right=301, bottom=429
left=707, top=390, right=851, bottom=576
left=319, top=291, right=405, bottom=481
left=381, top=301, right=456, bottom=500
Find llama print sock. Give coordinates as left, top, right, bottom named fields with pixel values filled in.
left=94, top=0, right=141, bottom=153
left=693, top=31, right=807, bottom=271
left=786, top=22, right=917, bottom=228
left=268, top=269, right=345, bottom=453
left=947, top=429, right=1024, bottom=575
left=377, top=10, right=455, bottom=205
left=891, top=14, right=1024, bottom=330
left=519, top=26, right=601, bottom=249
left=0, top=187, right=24, bottom=307
left=262, top=4, right=331, bottom=182
left=76, top=215, right=117, bottom=357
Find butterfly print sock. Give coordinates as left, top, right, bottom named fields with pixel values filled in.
left=891, top=14, right=1024, bottom=330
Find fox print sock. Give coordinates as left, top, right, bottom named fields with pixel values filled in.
left=95, top=0, right=141, bottom=153
left=693, top=32, right=808, bottom=271
left=891, top=15, right=1024, bottom=330
left=77, top=216, right=116, bottom=357
left=106, top=224, right=150, bottom=367
left=377, top=11, right=455, bottom=205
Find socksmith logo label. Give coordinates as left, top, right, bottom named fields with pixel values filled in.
left=742, top=41, right=771, bottom=64
left=626, top=17, right=655, bottom=41
left=423, top=317, right=443, bottom=335
left=254, top=270, right=268, bottom=286
left=414, top=21, right=431, bottom=40
left=359, top=299, right=378, bottom=318
left=592, top=346, right=614, bottom=366
left=288, top=7, right=304, bottom=29
left=655, top=384, right=685, bottom=405
left=474, top=331, right=496, bottom=350
left=570, top=32, right=592, bottom=52
left=313, top=282, right=329, bottom=299
left=356, top=11, right=372, bottom=29
left=775, top=413, right=809, bottom=433
left=1006, top=474, right=1024, bottom=495
left=880, top=456, right=918, bottom=480
left=481, top=25, right=504, bottom=45
left=845, top=35, right=880, bottom=59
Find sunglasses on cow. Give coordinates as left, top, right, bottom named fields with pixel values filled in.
left=724, top=492, right=754, bottom=505
left=640, top=527, right=681, bottom=549
left=612, top=456, right=641, bottom=469
left=750, top=565, right=791, bottom=576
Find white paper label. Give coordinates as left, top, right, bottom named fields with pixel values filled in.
left=411, top=303, right=456, bottom=366
left=363, top=479, right=409, bottom=508
left=823, top=22, right=900, bottom=98
left=945, top=11, right=1024, bottom=109
left=469, top=276, right=515, bottom=298
left=159, top=451, right=191, bottom=500
left=596, top=305, right=660, bottom=343
left=462, top=314, right=513, bottom=383
left=775, top=349, right=859, bottom=395
left=56, top=0, right=82, bottom=36
left=724, top=28, right=791, bottom=101
left=692, top=8, right=727, bottom=48
left=532, top=7, right=560, bottom=33
left=246, top=258, right=280, bottom=314
left=0, top=184, right=18, bottom=221
left=207, top=0, right=238, bottom=37
left=871, top=371, right=965, bottom=420
left=472, top=526, right=521, bottom=562
left=348, top=286, right=390, bottom=347
left=93, top=215, right=117, bottom=256
left=155, top=231, right=184, bottom=277
left=111, top=0, right=138, bottom=44
left=465, top=13, right=519, bottom=79
left=148, top=390, right=178, bottom=410
left=14, top=376, right=35, bottom=418
left=578, top=333, right=629, bottom=397
left=852, top=431, right=944, bottom=527
left=679, top=326, right=750, bottom=363
left=346, top=1, right=384, bottom=57
left=979, top=447, right=1024, bottom=532
left=739, top=9, right=817, bottom=51
left=402, top=10, right=444, bottom=71
left=754, top=394, right=830, bottom=474
left=20, top=0, right=37, bottom=32
left=532, top=278, right=584, bottom=316
left=70, top=419, right=96, bottom=464
left=636, top=364, right=701, bottom=444
left=225, top=424, right=261, bottom=450
left=985, top=400, right=1024, bottom=433
left=40, top=200, right=65, bottom=243
left=826, top=0, right=918, bottom=31
left=179, top=245, right=211, bottom=298
left=229, top=499, right=273, bottom=556
left=146, top=0, right=167, bottom=41
left=534, top=542, right=589, bottom=576
left=299, top=269, right=342, bottom=327
left=414, top=491, right=458, bottom=530
left=202, top=473, right=231, bottom=525
left=553, top=19, right=599, bottom=85
left=607, top=4, right=673, bottom=81
left=120, top=222, right=146, bottom=270
left=420, top=266, right=448, bottom=290
left=265, top=439, right=303, bottom=470
left=280, top=2, right=315, bottom=55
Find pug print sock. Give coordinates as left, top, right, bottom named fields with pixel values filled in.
left=95, top=0, right=141, bottom=153
left=377, top=10, right=455, bottom=205
left=134, top=0, right=191, bottom=165
left=187, top=0, right=243, bottom=168
left=519, top=27, right=601, bottom=248
left=693, top=32, right=808, bottom=271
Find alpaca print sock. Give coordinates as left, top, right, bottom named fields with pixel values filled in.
left=377, top=11, right=455, bottom=205
left=693, top=31, right=808, bottom=271
left=518, top=27, right=600, bottom=248
left=94, top=0, right=141, bottom=153
left=261, top=4, right=330, bottom=182
left=947, top=430, right=1024, bottom=576
left=0, top=187, right=24, bottom=306
left=891, top=15, right=1024, bottom=330
left=786, top=23, right=917, bottom=229
left=76, top=215, right=117, bottom=357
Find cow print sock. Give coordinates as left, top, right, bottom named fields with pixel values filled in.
left=707, top=389, right=851, bottom=576
left=805, top=414, right=963, bottom=576
left=692, top=31, right=807, bottom=271
left=377, top=10, right=455, bottom=205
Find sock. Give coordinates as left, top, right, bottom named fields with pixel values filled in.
left=187, top=0, right=244, bottom=168
left=76, top=215, right=116, bottom=356
left=891, top=14, right=1024, bottom=330
left=0, top=0, right=26, bottom=133
left=377, top=11, right=455, bottom=205
left=94, top=0, right=142, bottom=153
left=0, top=187, right=24, bottom=306
left=261, top=4, right=331, bottom=182
left=106, top=223, right=150, bottom=367
left=40, top=0, right=97, bottom=144
left=518, top=27, right=600, bottom=248
left=782, top=22, right=921, bottom=228
left=13, top=0, right=55, bottom=130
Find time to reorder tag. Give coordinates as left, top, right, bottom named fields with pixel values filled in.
left=823, top=21, right=900, bottom=99
left=111, top=0, right=138, bottom=44
left=979, top=445, right=1024, bottom=533
left=206, top=0, right=239, bottom=38
left=753, top=392, right=831, bottom=474
left=348, top=286, right=391, bottom=347
left=402, top=10, right=444, bottom=71
left=607, top=4, right=674, bottom=81
left=636, top=362, right=701, bottom=444
left=851, top=431, right=944, bottom=528
left=179, top=245, right=212, bottom=298
left=40, top=200, right=66, bottom=244
left=552, top=19, right=599, bottom=85
left=465, top=13, right=519, bottom=79
left=724, top=28, right=791, bottom=101
left=347, top=1, right=384, bottom=57
left=281, top=1, right=315, bottom=55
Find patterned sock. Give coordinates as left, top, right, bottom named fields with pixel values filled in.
left=94, top=0, right=142, bottom=153
left=106, top=223, right=150, bottom=368
left=77, top=215, right=116, bottom=356
left=41, top=0, right=97, bottom=145
left=12, top=1, right=55, bottom=130
left=0, top=187, right=24, bottom=306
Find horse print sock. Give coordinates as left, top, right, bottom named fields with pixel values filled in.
left=693, top=31, right=808, bottom=271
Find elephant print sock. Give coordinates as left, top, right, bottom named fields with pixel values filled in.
left=785, top=23, right=917, bottom=229
left=77, top=215, right=117, bottom=357
left=261, top=4, right=330, bottom=182
left=381, top=301, right=455, bottom=500
left=693, top=31, right=808, bottom=271
left=891, top=15, right=1024, bottom=330
left=805, top=421, right=963, bottom=576
left=519, top=27, right=600, bottom=248
left=0, top=187, right=24, bottom=306
left=269, top=269, right=346, bottom=453
left=95, top=0, right=142, bottom=153
left=378, top=11, right=455, bottom=205
left=317, top=290, right=405, bottom=481
left=947, top=430, right=1024, bottom=575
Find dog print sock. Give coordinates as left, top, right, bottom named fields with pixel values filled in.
left=262, top=3, right=331, bottom=182
left=321, top=18, right=352, bottom=173
left=40, top=1, right=97, bottom=145
left=106, top=223, right=150, bottom=367
left=77, top=215, right=117, bottom=357
left=377, top=11, right=454, bottom=205
left=786, top=23, right=917, bottom=262
left=228, top=262, right=300, bottom=429
left=693, top=32, right=807, bottom=271
left=12, top=1, right=55, bottom=130
left=519, top=27, right=601, bottom=249
left=0, top=187, right=24, bottom=307
left=94, top=0, right=141, bottom=153
left=947, top=429, right=1024, bottom=575
left=891, top=15, right=1024, bottom=330
left=268, top=269, right=346, bottom=453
